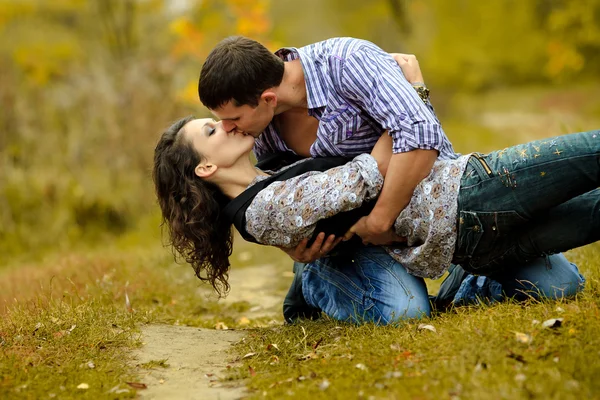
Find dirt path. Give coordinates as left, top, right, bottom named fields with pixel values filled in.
left=134, top=325, right=246, bottom=400
left=133, top=263, right=291, bottom=399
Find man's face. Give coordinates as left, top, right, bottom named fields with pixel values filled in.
left=210, top=100, right=274, bottom=138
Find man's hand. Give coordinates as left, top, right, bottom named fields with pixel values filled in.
left=343, top=216, right=406, bottom=246
left=279, top=233, right=342, bottom=263
left=390, top=53, right=424, bottom=85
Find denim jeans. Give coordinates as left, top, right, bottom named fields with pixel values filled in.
left=301, top=246, right=431, bottom=325
left=435, top=253, right=585, bottom=308
left=300, top=249, right=584, bottom=324
left=455, top=130, right=600, bottom=275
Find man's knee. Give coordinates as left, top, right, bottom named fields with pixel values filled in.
left=500, top=253, right=585, bottom=300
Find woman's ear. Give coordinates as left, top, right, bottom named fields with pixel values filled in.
left=195, top=163, right=217, bottom=179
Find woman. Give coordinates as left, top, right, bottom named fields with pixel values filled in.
left=153, top=117, right=598, bottom=298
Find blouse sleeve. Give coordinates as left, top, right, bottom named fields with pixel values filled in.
left=245, top=153, right=383, bottom=247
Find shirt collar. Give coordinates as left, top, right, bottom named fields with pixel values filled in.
left=275, top=46, right=327, bottom=110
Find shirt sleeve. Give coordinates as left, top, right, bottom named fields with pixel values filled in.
left=245, top=154, right=383, bottom=247
left=338, top=42, right=446, bottom=154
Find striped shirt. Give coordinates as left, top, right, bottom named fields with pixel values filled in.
left=253, top=37, right=457, bottom=161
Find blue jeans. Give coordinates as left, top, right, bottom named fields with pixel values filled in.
left=435, top=253, right=585, bottom=307
left=301, top=248, right=584, bottom=324
left=302, top=246, right=431, bottom=324
left=455, top=130, right=600, bottom=275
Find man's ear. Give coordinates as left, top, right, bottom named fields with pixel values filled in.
left=261, top=90, right=277, bottom=107
left=195, top=163, right=217, bottom=179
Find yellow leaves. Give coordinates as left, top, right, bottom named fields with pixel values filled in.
left=169, top=17, right=205, bottom=61
left=176, top=80, right=201, bottom=106
left=545, top=40, right=584, bottom=79
left=230, top=0, right=271, bottom=37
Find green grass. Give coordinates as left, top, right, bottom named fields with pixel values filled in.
left=232, top=245, right=600, bottom=399
left=0, top=236, right=285, bottom=399
left=1, top=84, right=599, bottom=399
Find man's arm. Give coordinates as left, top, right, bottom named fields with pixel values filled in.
left=339, top=42, right=448, bottom=244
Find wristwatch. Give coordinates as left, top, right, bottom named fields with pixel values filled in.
left=412, top=84, right=430, bottom=103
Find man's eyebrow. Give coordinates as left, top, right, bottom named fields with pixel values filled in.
left=220, top=116, right=239, bottom=121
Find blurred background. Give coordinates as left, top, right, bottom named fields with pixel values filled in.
left=1, top=0, right=599, bottom=266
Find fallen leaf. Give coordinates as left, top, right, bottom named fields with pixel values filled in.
left=319, top=379, right=330, bottom=391
left=87, top=361, right=95, bottom=369
left=384, top=371, right=403, bottom=378
left=514, top=332, right=532, bottom=344
left=312, top=338, right=323, bottom=350
left=248, top=366, right=256, bottom=377
left=355, top=363, right=368, bottom=371
left=299, top=352, right=318, bottom=361
left=242, top=352, right=257, bottom=359
left=266, top=343, right=279, bottom=351
left=507, top=351, right=527, bottom=364
left=555, top=306, right=565, bottom=313
left=76, top=383, right=89, bottom=390
left=215, top=322, right=229, bottom=330
left=125, top=382, right=147, bottom=389
left=125, top=293, right=134, bottom=313
left=269, top=355, right=280, bottom=365
left=542, top=318, right=563, bottom=329
left=514, top=373, right=527, bottom=382
left=418, top=324, right=437, bottom=333
left=33, top=322, right=42, bottom=332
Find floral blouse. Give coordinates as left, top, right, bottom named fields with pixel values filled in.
left=245, top=153, right=471, bottom=279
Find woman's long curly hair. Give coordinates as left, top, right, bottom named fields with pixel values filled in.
left=153, top=116, right=233, bottom=296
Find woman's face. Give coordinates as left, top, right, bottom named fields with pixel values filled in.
left=183, top=118, right=255, bottom=169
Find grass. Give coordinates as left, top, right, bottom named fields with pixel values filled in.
left=0, top=234, right=285, bottom=399
left=233, top=245, right=600, bottom=399
left=1, top=84, right=599, bottom=399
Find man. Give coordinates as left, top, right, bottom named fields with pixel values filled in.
left=199, top=37, right=448, bottom=252
left=198, top=37, right=584, bottom=323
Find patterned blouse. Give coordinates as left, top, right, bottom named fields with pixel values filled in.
left=245, top=153, right=471, bottom=279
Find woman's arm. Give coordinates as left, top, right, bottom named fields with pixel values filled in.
left=245, top=155, right=383, bottom=247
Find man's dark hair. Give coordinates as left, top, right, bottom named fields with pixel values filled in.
left=198, top=36, right=285, bottom=109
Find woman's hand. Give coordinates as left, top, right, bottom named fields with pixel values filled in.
left=390, top=53, right=425, bottom=85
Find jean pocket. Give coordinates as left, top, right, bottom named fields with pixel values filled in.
left=456, top=211, right=484, bottom=259
left=457, top=210, right=527, bottom=259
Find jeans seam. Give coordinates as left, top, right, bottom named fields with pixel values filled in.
left=307, top=261, right=364, bottom=305
left=357, top=252, right=411, bottom=296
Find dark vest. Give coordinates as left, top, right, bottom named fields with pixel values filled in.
left=223, top=156, right=376, bottom=248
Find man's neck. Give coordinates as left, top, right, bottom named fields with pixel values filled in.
left=274, top=59, right=308, bottom=114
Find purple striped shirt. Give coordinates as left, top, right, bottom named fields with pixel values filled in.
left=253, top=37, right=456, bottom=161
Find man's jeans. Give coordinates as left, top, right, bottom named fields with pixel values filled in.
left=434, top=253, right=585, bottom=308
left=455, top=130, right=600, bottom=275
left=298, top=248, right=584, bottom=325
left=302, top=246, right=431, bottom=325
